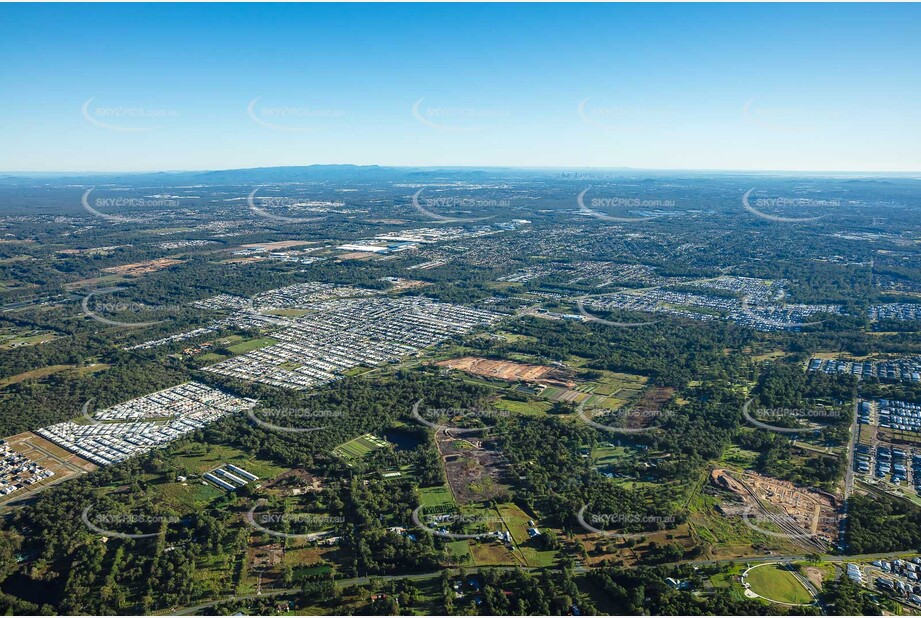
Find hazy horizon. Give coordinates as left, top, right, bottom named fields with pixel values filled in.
left=2, top=3, right=919, bottom=173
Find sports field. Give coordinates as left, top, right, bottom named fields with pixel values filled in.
left=745, top=564, right=813, bottom=605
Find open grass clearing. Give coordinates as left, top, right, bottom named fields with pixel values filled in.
left=744, top=564, right=813, bottom=605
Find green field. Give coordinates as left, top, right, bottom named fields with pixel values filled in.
left=155, top=443, right=286, bottom=509
left=721, top=445, right=761, bottom=469
left=446, top=539, right=473, bottom=563
left=0, top=328, right=56, bottom=350
left=588, top=371, right=648, bottom=396
left=493, top=397, right=554, bottom=416
left=227, top=336, right=278, bottom=354
left=332, top=433, right=388, bottom=460
left=745, top=564, right=813, bottom=605
left=592, top=443, right=637, bottom=467
left=266, top=308, right=310, bottom=317
left=418, top=485, right=455, bottom=512
left=495, top=502, right=557, bottom=567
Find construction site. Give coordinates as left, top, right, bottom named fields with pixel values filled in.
left=711, top=469, right=840, bottom=552
left=436, top=356, right=574, bottom=387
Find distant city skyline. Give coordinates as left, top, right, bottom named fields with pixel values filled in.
left=2, top=3, right=919, bottom=172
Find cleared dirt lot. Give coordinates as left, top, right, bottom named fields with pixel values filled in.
left=437, top=433, right=510, bottom=505
left=102, top=258, right=184, bottom=276
left=0, top=432, right=96, bottom=507
left=711, top=469, right=839, bottom=549
left=437, top=356, right=574, bottom=387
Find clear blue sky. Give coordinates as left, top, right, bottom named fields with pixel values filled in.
left=1, top=3, right=919, bottom=172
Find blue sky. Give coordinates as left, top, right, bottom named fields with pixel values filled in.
left=1, top=3, right=919, bottom=172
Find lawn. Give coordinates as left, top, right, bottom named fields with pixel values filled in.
left=469, top=541, right=521, bottom=566
left=0, top=330, right=56, bottom=350
left=588, top=371, right=648, bottom=396
left=0, top=363, right=108, bottom=388
left=418, top=485, right=455, bottom=512
left=446, top=540, right=473, bottom=563
left=495, top=502, right=557, bottom=567
left=227, top=336, right=278, bottom=354
left=158, top=442, right=286, bottom=511
left=169, top=443, right=284, bottom=478
left=592, top=443, right=637, bottom=467
left=721, top=445, right=761, bottom=469
left=493, top=398, right=554, bottom=416
left=745, top=564, right=813, bottom=605
left=332, top=433, right=388, bottom=460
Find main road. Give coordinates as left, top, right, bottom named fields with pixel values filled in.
left=168, top=550, right=920, bottom=615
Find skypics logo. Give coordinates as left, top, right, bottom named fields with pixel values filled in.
left=577, top=188, right=671, bottom=223
left=410, top=506, right=501, bottom=540
left=245, top=505, right=345, bottom=540
left=742, top=98, right=817, bottom=135
left=575, top=399, right=672, bottom=434
left=742, top=189, right=838, bottom=223
left=411, top=400, right=508, bottom=434
left=739, top=295, right=829, bottom=330
left=247, top=188, right=333, bottom=223
left=246, top=97, right=345, bottom=132
left=742, top=399, right=841, bottom=435
left=81, top=288, right=176, bottom=328
left=741, top=507, right=837, bottom=542
left=575, top=295, right=658, bottom=328
left=412, top=98, right=510, bottom=133
left=410, top=189, right=499, bottom=223
left=246, top=408, right=343, bottom=434
left=81, top=97, right=179, bottom=132
left=576, top=505, right=675, bottom=539
left=577, top=97, right=677, bottom=132
left=81, top=400, right=100, bottom=425
left=82, top=504, right=181, bottom=539
left=578, top=98, right=622, bottom=131
left=81, top=188, right=175, bottom=223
